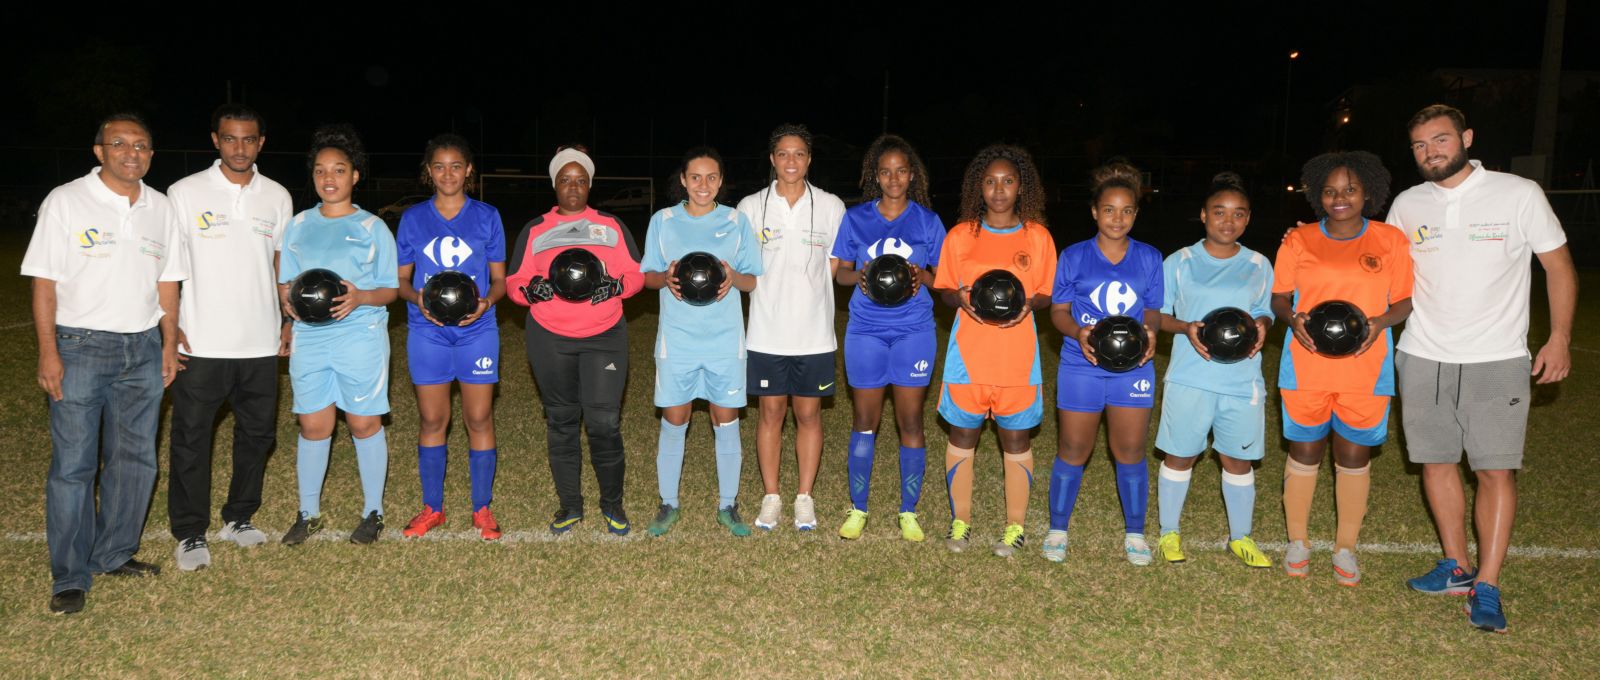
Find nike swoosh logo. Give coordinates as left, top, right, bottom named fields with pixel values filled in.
left=353, top=394, right=369, bottom=402
left=1241, top=441, right=1254, bottom=450
left=714, top=231, right=730, bottom=238
left=818, top=382, right=834, bottom=391
left=726, top=389, right=739, bottom=395
left=345, top=236, right=362, bottom=242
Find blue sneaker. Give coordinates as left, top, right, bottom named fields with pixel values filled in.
left=602, top=506, right=630, bottom=536
left=1408, top=558, right=1476, bottom=595
left=1466, top=583, right=1508, bottom=633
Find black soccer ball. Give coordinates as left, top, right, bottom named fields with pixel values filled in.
left=674, top=251, right=726, bottom=306
left=861, top=254, right=915, bottom=306
left=1199, top=307, right=1257, bottom=364
left=422, top=270, right=480, bottom=325
left=289, top=268, right=346, bottom=326
left=969, top=269, right=1026, bottom=323
left=1088, top=315, right=1148, bottom=373
left=549, top=248, right=606, bottom=302
left=1305, top=300, right=1370, bottom=357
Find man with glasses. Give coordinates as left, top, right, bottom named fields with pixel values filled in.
left=22, top=114, right=188, bottom=614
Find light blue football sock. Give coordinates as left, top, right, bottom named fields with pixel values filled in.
left=297, top=435, right=332, bottom=517
left=847, top=431, right=876, bottom=512
left=1157, top=461, right=1193, bottom=535
left=657, top=418, right=688, bottom=508
left=898, top=445, right=927, bottom=513
left=1047, top=457, right=1085, bottom=532
left=1221, top=469, right=1257, bottom=540
left=353, top=428, right=389, bottom=517
left=714, top=418, right=742, bottom=509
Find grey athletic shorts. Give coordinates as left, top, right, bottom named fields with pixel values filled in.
left=1396, top=351, right=1530, bottom=470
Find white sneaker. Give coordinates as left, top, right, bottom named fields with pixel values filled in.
left=1124, top=533, right=1153, bottom=567
left=1041, top=530, right=1069, bottom=563
left=754, top=494, right=783, bottom=530
left=175, top=536, right=210, bottom=572
left=793, top=494, right=817, bottom=531
left=218, top=520, right=268, bottom=547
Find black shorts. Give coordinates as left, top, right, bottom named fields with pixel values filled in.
left=747, top=350, right=836, bottom=397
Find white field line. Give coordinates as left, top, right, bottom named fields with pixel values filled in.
left=0, top=529, right=1595, bottom=559
left=0, top=320, right=33, bottom=330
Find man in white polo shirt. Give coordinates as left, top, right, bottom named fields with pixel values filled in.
left=23, top=114, right=189, bottom=614
left=166, top=104, right=293, bottom=572
left=1385, top=104, right=1576, bottom=633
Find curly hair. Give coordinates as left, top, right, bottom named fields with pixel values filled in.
left=958, top=144, right=1047, bottom=231
left=1089, top=160, right=1142, bottom=206
left=418, top=133, right=475, bottom=190
left=1205, top=170, right=1249, bottom=206
left=669, top=146, right=725, bottom=204
left=307, top=123, right=367, bottom=177
left=858, top=134, right=931, bottom=206
left=1300, top=151, right=1391, bottom=218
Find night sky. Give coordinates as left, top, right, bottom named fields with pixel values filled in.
left=6, top=4, right=1597, bottom=252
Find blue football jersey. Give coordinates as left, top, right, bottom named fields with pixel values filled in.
left=396, top=197, right=506, bottom=335
left=640, top=203, right=764, bottom=359
left=1052, top=237, right=1164, bottom=372
left=279, top=205, right=398, bottom=333
left=1161, top=240, right=1274, bottom=399
left=832, top=200, right=946, bottom=332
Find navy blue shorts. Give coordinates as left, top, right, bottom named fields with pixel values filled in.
left=748, top=350, right=836, bottom=397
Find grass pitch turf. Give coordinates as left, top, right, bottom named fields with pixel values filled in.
left=0, top=229, right=1595, bottom=677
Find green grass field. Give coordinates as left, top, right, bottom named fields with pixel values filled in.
left=1, top=229, right=1596, bottom=677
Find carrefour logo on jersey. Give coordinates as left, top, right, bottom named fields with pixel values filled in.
left=424, top=236, right=474, bottom=268
left=1091, top=281, right=1138, bottom=316
left=1129, top=379, right=1152, bottom=398
left=867, top=238, right=914, bottom=260
left=472, top=356, right=494, bottom=376
left=911, top=359, right=930, bottom=378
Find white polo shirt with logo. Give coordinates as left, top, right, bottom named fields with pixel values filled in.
left=168, top=160, right=293, bottom=358
left=738, top=181, right=845, bottom=356
left=21, top=168, right=189, bottom=333
left=1385, top=160, right=1567, bottom=364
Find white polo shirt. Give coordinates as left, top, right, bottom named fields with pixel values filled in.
left=168, top=161, right=293, bottom=358
left=738, top=181, right=845, bottom=355
left=1385, top=160, right=1567, bottom=364
left=21, top=168, right=188, bottom=333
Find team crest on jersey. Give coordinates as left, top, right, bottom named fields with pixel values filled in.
left=590, top=224, right=608, bottom=242
left=1360, top=254, right=1383, bottom=273
left=867, top=237, right=914, bottom=260
left=1409, top=224, right=1440, bottom=245
left=424, top=236, right=474, bottom=268
left=1013, top=251, right=1031, bottom=271
left=758, top=226, right=783, bottom=245
left=1090, top=281, right=1138, bottom=316
left=197, top=211, right=220, bottom=230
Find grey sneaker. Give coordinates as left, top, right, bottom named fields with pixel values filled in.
left=754, top=493, right=782, bottom=531
left=1333, top=548, right=1361, bottom=586
left=1285, top=540, right=1312, bottom=577
left=218, top=520, right=267, bottom=547
left=175, top=536, right=210, bottom=572
left=350, top=511, right=384, bottom=545
left=946, top=519, right=971, bottom=553
left=793, top=494, right=817, bottom=531
left=1041, top=529, right=1069, bottom=563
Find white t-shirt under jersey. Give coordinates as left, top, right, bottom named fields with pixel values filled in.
left=167, top=161, right=293, bottom=358
left=1385, top=160, right=1567, bottom=364
left=738, top=181, right=845, bottom=356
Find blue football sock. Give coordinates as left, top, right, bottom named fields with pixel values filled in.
left=1220, top=469, right=1257, bottom=540
left=418, top=444, right=447, bottom=511
left=899, top=445, right=927, bottom=513
left=847, top=431, right=876, bottom=512
left=1157, top=461, right=1193, bottom=535
left=657, top=418, right=689, bottom=508
left=469, top=448, right=497, bottom=511
left=1047, top=457, right=1085, bottom=532
left=713, top=418, right=742, bottom=509
left=296, top=435, right=332, bottom=517
left=353, top=428, right=389, bottom=517
left=1115, top=460, right=1150, bottom=534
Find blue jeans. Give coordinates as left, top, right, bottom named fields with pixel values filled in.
left=45, top=325, right=162, bottom=594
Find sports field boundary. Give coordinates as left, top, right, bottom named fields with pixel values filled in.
left=4, top=529, right=1595, bottom=560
